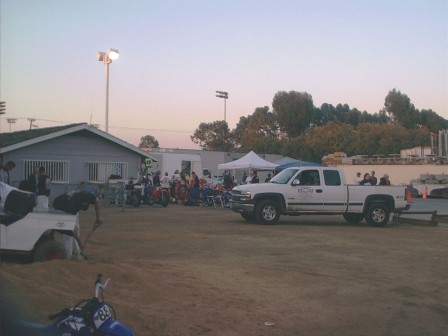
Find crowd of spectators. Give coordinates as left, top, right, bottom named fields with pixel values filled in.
left=354, top=170, right=391, bottom=186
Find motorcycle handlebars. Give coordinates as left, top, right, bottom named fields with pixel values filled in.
left=95, top=273, right=110, bottom=298
left=48, top=275, right=111, bottom=320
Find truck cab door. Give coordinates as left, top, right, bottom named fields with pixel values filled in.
left=320, top=169, right=348, bottom=212
left=285, top=169, right=325, bottom=211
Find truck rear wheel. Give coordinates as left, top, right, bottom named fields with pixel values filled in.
left=33, top=240, right=67, bottom=262
left=365, top=203, right=390, bottom=227
left=343, top=213, right=364, bottom=224
left=255, top=200, right=280, bottom=225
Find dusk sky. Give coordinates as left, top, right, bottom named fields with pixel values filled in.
left=1, top=0, right=447, bottom=149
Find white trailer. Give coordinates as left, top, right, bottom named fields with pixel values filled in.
left=150, top=153, right=202, bottom=178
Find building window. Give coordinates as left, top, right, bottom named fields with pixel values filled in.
left=87, top=162, right=128, bottom=183
left=23, top=160, right=70, bottom=183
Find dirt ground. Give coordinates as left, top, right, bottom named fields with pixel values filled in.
left=1, top=204, right=447, bottom=336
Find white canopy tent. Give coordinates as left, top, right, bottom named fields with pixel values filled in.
left=218, top=151, right=278, bottom=171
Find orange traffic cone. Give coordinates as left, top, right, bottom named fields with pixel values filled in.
left=423, top=187, right=427, bottom=200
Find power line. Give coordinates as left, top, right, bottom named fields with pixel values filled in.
left=0, top=116, right=194, bottom=134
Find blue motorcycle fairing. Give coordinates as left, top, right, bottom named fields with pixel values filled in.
left=97, top=318, right=134, bottom=336
left=12, top=316, right=90, bottom=336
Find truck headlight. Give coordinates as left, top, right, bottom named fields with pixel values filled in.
left=239, top=190, right=252, bottom=201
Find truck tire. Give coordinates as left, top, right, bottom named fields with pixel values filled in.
left=255, top=200, right=280, bottom=225
left=33, top=240, right=67, bottom=262
left=365, top=203, right=390, bottom=227
left=343, top=213, right=364, bottom=224
left=241, top=213, right=255, bottom=222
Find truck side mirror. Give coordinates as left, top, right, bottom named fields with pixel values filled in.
left=292, top=179, right=301, bottom=186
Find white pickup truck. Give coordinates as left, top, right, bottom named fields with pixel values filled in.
left=230, top=166, right=410, bottom=226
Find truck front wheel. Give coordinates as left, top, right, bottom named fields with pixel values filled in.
left=365, top=203, right=390, bottom=227
left=255, top=200, right=280, bottom=225
left=33, top=240, right=67, bottom=262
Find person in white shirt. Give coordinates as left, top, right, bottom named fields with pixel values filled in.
left=354, top=172, right=362, bottom=185
left=160, top=172, right=170, bottom=189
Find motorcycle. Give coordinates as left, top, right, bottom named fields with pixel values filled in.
left=6, top=274, right=134, bottom=336
left=144, top=183, right=169, bottom=207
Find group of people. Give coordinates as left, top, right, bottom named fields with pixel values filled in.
left=145, top=169, right=200, bottom=189
left=354, top=171, right=391, bottom=186
left=242, top=170, right=260, bottom=184
left=21, top=166, right=52, bottom=210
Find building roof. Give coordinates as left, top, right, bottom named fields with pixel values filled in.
left=0, top=123, right=157, bottom=160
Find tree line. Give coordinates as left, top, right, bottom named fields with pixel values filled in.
left=188, top=89, right=447, bottom=162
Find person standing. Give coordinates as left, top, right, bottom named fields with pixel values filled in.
left=26, top=166, right=40, bottom=192
left=265, top=173, right=272, bottom=183
left=383, top=174, right=390, bottom=186
left=35, top=166, right=51, bottom=210
left=153, top=171, right=161, bottom=187
left=171, top=169, right=180, bottom=182
left=53, top=190, right=102, bottom=259
left=242, top=171, right=248, bottom=184
left=191, top=171, right=200, bottom=188
left=354, top=172, right=362, bottom=185
left=370, top=171, right=378, bottom=185
left=223, top=170, right=233, bottom=189
left=251, top=171, right=259, bottom=184
left=0, top=161, right=16, bottom=185
left=160, top=172, right=170, bottom=189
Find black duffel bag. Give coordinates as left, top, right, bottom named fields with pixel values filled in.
left=4, top=190, right=37, bottom=216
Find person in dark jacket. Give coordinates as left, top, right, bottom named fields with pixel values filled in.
left=53, top=190, right=102, bottom=259
left=251, top=171, right=259, bottom=183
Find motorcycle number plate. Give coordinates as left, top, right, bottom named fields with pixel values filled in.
left=93, top=304, right=112, bottom=328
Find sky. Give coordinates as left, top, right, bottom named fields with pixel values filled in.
left=1, top=0, right=447, bottom=149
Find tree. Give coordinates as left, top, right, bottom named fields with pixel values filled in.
left=384, top=89, right=420, bottom=128
left=139, top=135, right=159, bottom=148
left=272, top=91, right=314, bottom=137
left=420, top=109, right=448, bottom=132
left=190, top=120, right=234, bottom=151
left=301, top=122, right=355, bottom=161
left=232, top=107, right=281, bottom=152
left=232, top=115, right=252, bottom=150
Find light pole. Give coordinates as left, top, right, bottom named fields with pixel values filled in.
left=0, top=101, right=5, bottom=133
left=215, top=91, right=228, bottom=122
left=97, top=48, right=119, bottom=133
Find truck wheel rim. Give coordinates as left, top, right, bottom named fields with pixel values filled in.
left=262, top=206, right=276, bottom=220
left=372, top=209, right=385, bottom=222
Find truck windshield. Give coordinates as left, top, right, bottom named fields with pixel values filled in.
left=269, top=169, right=299, bottom=184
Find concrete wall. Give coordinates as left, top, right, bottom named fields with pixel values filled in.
left=338, top=164, right=448, bottom=186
